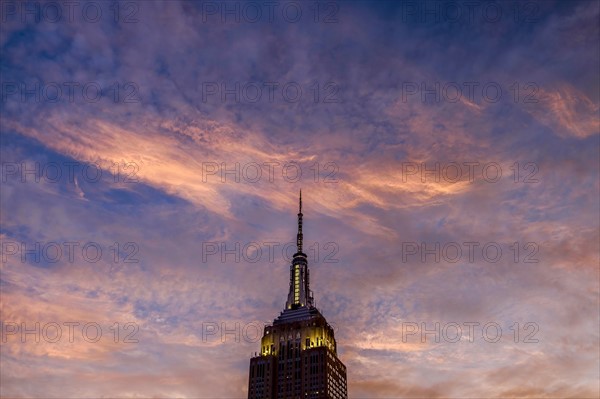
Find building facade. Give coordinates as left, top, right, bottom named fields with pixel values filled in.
left=248, top=192, right=348, bottom=399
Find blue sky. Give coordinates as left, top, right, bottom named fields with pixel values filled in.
left=1, top=0, right=599, bottom=397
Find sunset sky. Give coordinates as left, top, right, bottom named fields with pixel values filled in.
left=1, top=0, right=599, bottom=397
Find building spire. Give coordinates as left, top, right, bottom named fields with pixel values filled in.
left=297, top=189, right=303, bottom=254
left=286, top=190, right=313, bottom=310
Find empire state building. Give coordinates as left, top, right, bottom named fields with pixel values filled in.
left=248, top=192, right=348, bottom=399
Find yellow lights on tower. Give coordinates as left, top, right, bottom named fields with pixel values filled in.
left=294, top=264, right=300, bottom=304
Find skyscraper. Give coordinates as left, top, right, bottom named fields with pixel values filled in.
left=248, top=191, right=348, bottom=399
